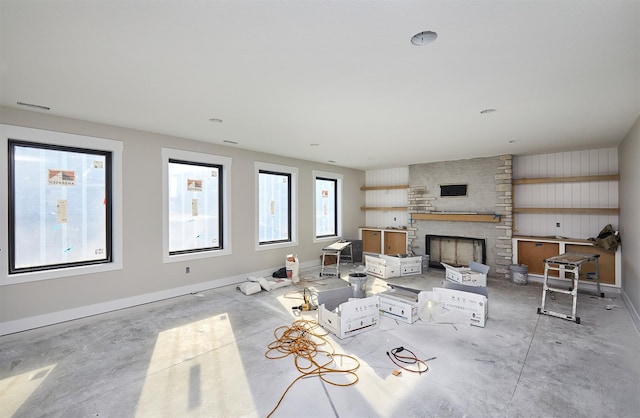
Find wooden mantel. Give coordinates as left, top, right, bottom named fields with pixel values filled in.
left=411, top=213, right=501, bottom=223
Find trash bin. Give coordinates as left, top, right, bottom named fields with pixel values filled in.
left=348, top=273, right=367, bottom=298
left=510, top=264, right=528, bottom=285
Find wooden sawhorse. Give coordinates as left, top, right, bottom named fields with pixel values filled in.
left=320, top=240, right=352, bottom=277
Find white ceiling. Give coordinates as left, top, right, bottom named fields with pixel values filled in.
left=1, top=1, right=639, bottom=170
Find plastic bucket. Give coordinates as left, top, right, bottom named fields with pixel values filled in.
left=348, top=273, right=367, bottom=298
left=509, top=264, right=528, bottom=285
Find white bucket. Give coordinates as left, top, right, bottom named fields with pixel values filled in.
left=510, top=264, right=528, bottom=285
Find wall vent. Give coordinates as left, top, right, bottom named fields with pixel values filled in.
left=440, top=184, right=467, bottom=197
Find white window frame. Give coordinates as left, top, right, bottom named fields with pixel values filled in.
left=255, top=161, right=298, bottom=251
left=162, top=148, right=232, bottom=263
left=313, top=170, right=343, bottom=243
left=0, top=124, right=123, bottom=285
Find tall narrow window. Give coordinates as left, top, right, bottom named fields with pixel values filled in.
left=315, top=177, right=337, bottom=238
left=167, top=159, right=223, bottom=254
left=8, top=140, right=112, bottom=273
left=258, top=170, right=292, bottom=244
left=313, top=170, right=342, bottom=241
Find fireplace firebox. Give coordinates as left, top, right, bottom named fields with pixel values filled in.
left=425, top=235, right=486, bottom=268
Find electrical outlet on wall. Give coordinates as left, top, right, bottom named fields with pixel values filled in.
left=556, top=222, right=560, bottom=228
left=186, top=267, right=190, bottom=274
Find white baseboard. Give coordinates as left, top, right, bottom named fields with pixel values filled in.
left=0, top=260, right=319, bottom=336
left=621, top=289, right=640, bottom=335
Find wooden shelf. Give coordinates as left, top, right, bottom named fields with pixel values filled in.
left=411, top=213, right=501, bottom=222
left=513, top=175, right=619, bottom=185
left=513, top=207, right=619, bottom=214
left=361, top=206, right=407, bottom=211
left=360, top=184, right=409, bottom=191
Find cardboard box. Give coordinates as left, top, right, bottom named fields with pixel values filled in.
left=441, top=261, right=490, bottom=287
left=365, top=255, right=400, bottom=279
left=378, top=288, right=419, bottom=323
left=318, top=295, right=380, bottom=339
left=381, top=254, right=422, bottom=276
left=432, top=281, right=488, bottom=327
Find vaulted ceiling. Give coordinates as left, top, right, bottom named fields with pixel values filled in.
left=1, top=1, right=639, bottom=169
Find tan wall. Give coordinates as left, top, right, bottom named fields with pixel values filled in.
left=0, top=106, right=365, bottom=328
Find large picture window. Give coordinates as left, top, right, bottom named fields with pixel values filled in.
left=8, top=140, right=112, bottom=274
left=162, top=148, right=231, bottom=262
left=168, top=159, right=223, bottom=254
left=313, top=170, right=343, bottom=241
left=1, top=124, right=123, bottom=285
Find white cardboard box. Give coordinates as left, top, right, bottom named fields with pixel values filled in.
left=365, top=255, right=400, bottom=279
left=318, top=295, right=380, bottom=339
left=381, top=255, right=422, bottom=276
left=432, top=281, right=488, bottom=327
left=441, top=261, right=490, bottom=287
left=378, top=288, right=419, bottom=323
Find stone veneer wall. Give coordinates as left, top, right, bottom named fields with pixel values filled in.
left=407, top=155, right=513, bottom=280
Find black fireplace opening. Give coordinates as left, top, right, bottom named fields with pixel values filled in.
left=425, top=235, right=486, bottom=268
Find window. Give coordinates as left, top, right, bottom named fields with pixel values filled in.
left=8, top=141, right=111, bottom=273
left=313, top=170, right=342, bottom=241
left=1, top=124, right=123, bottom=284
left=256, top=162, right=297, bottom=248
left=162, top=148, right=231, bottom=262
left=315, top=177, right=337, bottom=238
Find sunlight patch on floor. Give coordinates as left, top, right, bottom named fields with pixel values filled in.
left=0, top=364, right=57, bottom=417
left=136, top=313, right=256, bottom=417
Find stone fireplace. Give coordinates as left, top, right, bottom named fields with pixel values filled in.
left=407, top=155, right=513, bottom=280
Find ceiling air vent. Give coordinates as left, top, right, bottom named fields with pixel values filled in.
left=440, top=184, right=467, bottom=197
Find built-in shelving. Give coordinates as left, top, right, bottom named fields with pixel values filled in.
left=361, top=206, right=407, bottom=211
left=361, top=184, right=408, bottom=211
left=513, top=174, right=619, bottom=185
left=360, top=184, right=409, bottom=191
left=513, top=174, right=619, bottom=216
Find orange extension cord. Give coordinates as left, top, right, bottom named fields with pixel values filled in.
left=264, top=319, right=360, bottom=417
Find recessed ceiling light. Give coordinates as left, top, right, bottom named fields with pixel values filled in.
left=328, top=160, right=336, bottom=163
left=223, top=140, right=238, bottom=145
left=209, top=118, right=223, bottom=123
left=310, top=143, right=319, bottom=146
left=411, top=31, right=438, bottom=46
left=480, top=108, right=497, bottom=114
left=17, top=101, right=50, bottom=111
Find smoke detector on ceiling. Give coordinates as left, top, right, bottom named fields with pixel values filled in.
left=411, top=31, right=438, bottom=46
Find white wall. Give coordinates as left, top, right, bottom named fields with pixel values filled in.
left=513, top=149, right=619, bottom=239
left=0, top=106, right=365, bottom=333
left=364, top=167, right=409, bottom=228
left=619, top=115, right=640, bottom=330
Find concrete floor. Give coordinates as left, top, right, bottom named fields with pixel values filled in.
left=1, top=264, right=639, bottom=418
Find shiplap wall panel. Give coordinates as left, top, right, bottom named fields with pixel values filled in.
left=514, top=148, right=618, bottom=239
left=364, top=168, right=409, bottom=228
